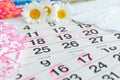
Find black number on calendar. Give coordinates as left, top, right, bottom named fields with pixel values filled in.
left=58, top=34, right=72, bottom=40
left=89, top=36, right=103, bottom=43
left=89, top=62, right=108, bottom=73
left=102, top=72, right=120, bottom=80
left=29, top=77, right=36, bottom=80
left=114, top=33, right=120, bottom=39
left=51, top=65, right=69, bottom=76
left=48, top=22, right=56, bottom=26
left=113, top=52, right=120, bottom=61
left=63, top=74, right=82, bottom=80
left=53, top=27, right=67, bottom=33
left=78, top=53, right=92, bottom=63
left=62, top=41, right=79, bottom=49
left=15, top=73, right=22, bottom=80
left=101, top=46, right=117, bottom=53
left=78, top=23, right=92, bottom=28
left=33, top=46, right=50, bottom=54
left=83, top=29, right=98, bottom=36
left=30, top=38, right=45, bottom=45
left=23, top=25, right=30, bottom=30
left=40, top=60, right=51, bottom=67
left=27, top=31, right=39, bottom=37
left=72, top=19, right=91, bottom=28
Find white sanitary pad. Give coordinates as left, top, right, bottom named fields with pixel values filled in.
left=72, top=0, right=120, bottom=32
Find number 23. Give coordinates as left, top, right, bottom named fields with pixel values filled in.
left=63, top=74, right=82, bottom=80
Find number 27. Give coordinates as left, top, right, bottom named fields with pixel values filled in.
left=89, top=36, right=103, bottom=43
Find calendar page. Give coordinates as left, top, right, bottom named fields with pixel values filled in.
left=4, top=16, right=120, bottom=80
left=1, top=0, right=120, bottom=80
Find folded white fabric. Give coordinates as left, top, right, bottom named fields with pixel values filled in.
left=72, top=0, right=120, bottom=32
left=94, top=6, right=120, bottom=32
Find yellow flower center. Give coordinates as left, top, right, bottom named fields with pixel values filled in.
left=44, top=6, right=51, bottom=16
left=57, top=9, right=66, bottom=19
left=30, top=9, right=41, bottom=19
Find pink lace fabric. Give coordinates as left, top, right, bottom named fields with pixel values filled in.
left=0, top=20, right=28, bottom=79
left=0, top=0, right=22, bottom=19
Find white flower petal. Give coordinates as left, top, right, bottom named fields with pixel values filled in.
left=22, top=1, right=47, bottom=24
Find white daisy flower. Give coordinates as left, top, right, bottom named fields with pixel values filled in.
left=40, top=0, right=52, bottom=15
left=40, top=0, right=56, bottom=22
left=54, top=3, right=73, bottom=23
left=22, top=1, right=47, bottom=23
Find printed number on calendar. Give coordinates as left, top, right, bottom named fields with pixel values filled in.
left=89, top=62, right=108, bottom=73
left=33, top=46, right=51, bottom=55
left=102, top=72, right=120, bottom=80
left=62, top=41, right=79, bottom=49
left=62, top=74, right=82, bottom=80
left=114, top=33, right=120, bottom=39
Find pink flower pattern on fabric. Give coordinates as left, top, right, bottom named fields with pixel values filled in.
left=0, top=20, right=28, bottom=79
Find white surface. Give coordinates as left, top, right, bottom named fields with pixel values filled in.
left=71, top=0, right=120, bottom=32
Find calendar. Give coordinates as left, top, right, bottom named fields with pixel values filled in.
left=3, top=16, right=120, bottom=80
left=1, top=0, right=120, bottom=80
